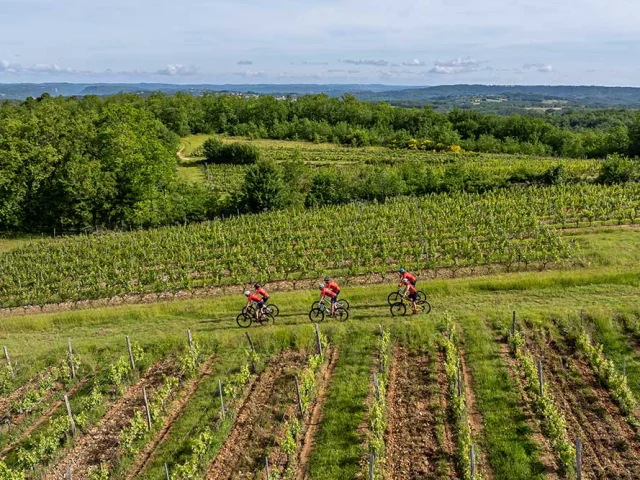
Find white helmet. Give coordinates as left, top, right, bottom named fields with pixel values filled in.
left=244, top=290, right=250, bottom=296
left=319, top=283, right=325, bottom=289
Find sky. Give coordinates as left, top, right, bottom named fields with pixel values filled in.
left=1, top=0, right=639, bottom=86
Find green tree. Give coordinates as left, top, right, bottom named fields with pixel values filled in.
left=240, top=160, right=287, bottom=212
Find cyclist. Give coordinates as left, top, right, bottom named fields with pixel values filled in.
left=318, top=283, right=338, bottom=317
left=244, top=290, right=265, bottom=323
left=324, top=277, right=340, bottom=301
left=254, top=283, right=269, bottom=304
left=398, top=268, right=417, bottom=288
left=401, top=278, right=420, bottom=314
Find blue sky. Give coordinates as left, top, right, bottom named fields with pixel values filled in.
left=1, top=0, right=639, bottom=85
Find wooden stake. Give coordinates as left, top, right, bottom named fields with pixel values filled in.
left=126, top=336, right=136, bottom=370
left=3, top=347, right=14, bottom=379
left=265, top=457, right=270, bottom=479
left=623, top=357, right=627, bottom=379
left=218, top=379, right=225, bottom=419
left=512, top=311, right=516, bottom=335
left=187, top=329, right=194, bottom=353
left=294, top=375, right=304, bottom=417
left=373, top=372, right=380, bottom=401
left=64, top=395, right=76, bottom=436
left=537, top=359, right=544, bottom=397
left=457, top=363, right=462, bottom=397
left=143, top=387, right=152, bottom=430
left=245, top=332, right=255, bottom=352
left=164, top=463, right=170, bottom=480
left=576, top=437, right=582, bottom=480
left=68, top=338, right=76, bottom=379
left=470, top=444, right=476, bottom=480
left=314, top=323, right=323, bottom=356
left=368, top=453, right=375, bottom=480
left=66, top=466, right=72, bottom=480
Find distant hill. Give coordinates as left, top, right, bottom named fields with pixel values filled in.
left=1, top=83, right=640, bottom=110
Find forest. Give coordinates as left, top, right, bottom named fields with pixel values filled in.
left=0, top=92, right=639, bottom=232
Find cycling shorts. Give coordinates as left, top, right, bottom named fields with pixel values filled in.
left=408, top=292, right=419, bottom=301
left=330, top=296, right=338, bottom=304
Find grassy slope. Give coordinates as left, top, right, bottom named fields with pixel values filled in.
left=0, top=229, right=638, bottom=478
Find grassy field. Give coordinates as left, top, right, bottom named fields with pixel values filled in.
left=0, top=227, right=638, bottom=478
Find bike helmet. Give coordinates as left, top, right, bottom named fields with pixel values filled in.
left=244, top=290, right=250, bottom=296
left=402, top=278, right=409, bottom=284
left=254, top=283, right=260, bottom=289
left=399, top=268, right=405, bottom=274
left=324, top=277, right=330, bottom=282
left=319, top=283, right=325, bottom=289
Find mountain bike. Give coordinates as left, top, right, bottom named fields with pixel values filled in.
left=236, top=307, right=275, bottom=328
left=246, top=302, right=280, bottom=317
left=388, top=288, right=430, bottom=312
left=308, top=300, right=349, bottom=323
left=311, top=297, right=349, bottom=310
left=389, top=293, right=431, bottom=316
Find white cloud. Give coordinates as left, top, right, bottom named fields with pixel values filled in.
left=155, top=64, right=198, bottom=76
left=523, top=63, right=553, bottom=73
left=429, top=57, right=484, bottom=74
left=233, top=70, right=267, bottom=78
left=237, top=60, right=253, bottom=65
left=402, top=59, right=425, bottom=67
left=340, top=59, right=389, bottom=67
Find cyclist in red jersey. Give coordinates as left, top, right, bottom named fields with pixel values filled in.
left=398, top=268, right=417, bottom=287
left=254, top=283, right=269, bottom=304
left=318, top=283, right=337, bottom=317
left=324, top=277, right=340, bottom=299
left=244, top=290, right=265, bottom=323
left=401, top=278, right=420, bottom=314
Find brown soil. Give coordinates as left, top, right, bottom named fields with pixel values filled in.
left=0, top=368, right=53, bottom=420
left=528, top=334, right=640, bottom=479
left=435, top=351, right=457, bottom=478
left=459, top=350, right=495, bottom=480
left=498, top=342, right=560, bottom=479
left=125, top=354, right=217, bottom=479
left=43, top=359, right=178, bottom=480
left=295, top=349, right=339, bottom=480
left=206, top=350, right=307, bottom=480
left=0, top=378, right=89, bottom=458
left=385, top=344, right=451, bottom=479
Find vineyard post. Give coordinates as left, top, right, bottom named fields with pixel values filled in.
left=3, top=346, right=14, bottom=379
left=187, top=329, right=194, bottom=354
left=245, top=332, right=255, bottom=352
left=294, top=375, right=304, bottom=417
left=470, top=444, right=476, bottom=479
left=218, top=380, right=225, bottom=419
left=68, top=338, right=76, bottom=379
left=368, top=453, right=375, bottom=480
left=580, top=309, right=584, bottom=327
left=537, top=360, right=544, bottom=397
left=64, top=395, right=76, bottom=436
left=126, top=336, right=135, bottom=370
left=623, top=357, right=627, bottom=379
left=143, top=387, right=152, bottom=431
left=373, top=372, right=380, bottom=401
left=265, top=457, right=270, bottom=480
left=164, top=463, right=170, bottom=480
left=314, top=323, right=323, bottom=356
left=66, top=466, right=72, bottom=480
left=512, top=311, right=516, bottom=335
left=576, top=437, right=582, bottom=480
left=457, top=363, right=462, bottom=397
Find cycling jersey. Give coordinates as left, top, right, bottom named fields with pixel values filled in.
left=320, top=287, right=336, bottom=299
left=247, top=293, right=262, bottom=303
left=406, top=283, right=417, bottom=296
left=402, top=272, right=416, bottom=283
left=327, top=281, right=340, bottom=294
left=256, top=287, right=269, bottom=299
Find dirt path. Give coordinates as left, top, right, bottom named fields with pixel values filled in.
left=124, top=354, right=216, bottom=479
left=206, top=350, right=307, bottom=480
left=529, top=334, right=640, bottom=479
left=43, top=359, right=178, bottom=480
left=177, top=145, right=188, bottom=161
left=384, top=344, right=447, bottom=479
left=0, top=369, right=53, bottom=420
left=459, top=350, right=496, bottom=480
left=498, top=342, right=560, bottom=479
left=294, top=349, right=339, bottom=480
left=0, top=377, right=89, bottom=458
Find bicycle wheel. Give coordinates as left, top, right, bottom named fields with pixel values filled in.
left=387, top=292, right=402, bottom=306
left=333, top=307, right=349, bottom=322
left=390, top=302, right=406, bottom=317
left=338, top=299, right=350, bottom=310
left=309, top=307, right=325, bottom=323
left=416, top=291, right=428, bottom=305
left=266, top=304, right=279, bottom=317
left=236, top=313, right=252, bottom=328
left=311, top=301, right=320, bottom=310
left=422, top=300, right=432, bottom=314
left=260, top=312, right=275, bottom=326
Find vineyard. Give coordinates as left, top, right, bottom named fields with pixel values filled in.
left=1, top=183, right=638, bottom=311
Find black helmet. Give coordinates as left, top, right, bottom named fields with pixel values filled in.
left=324, top=276, right=330, bottom=282
left=254, top=283, right=260, bottom=289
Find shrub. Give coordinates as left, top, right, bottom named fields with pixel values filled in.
left=202, top=138, right=260, bottom=165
